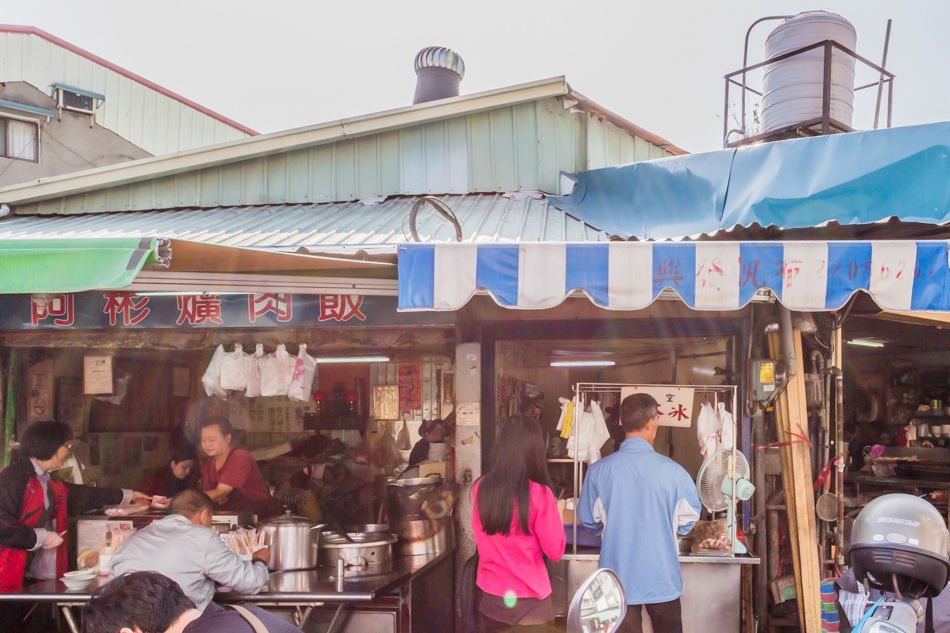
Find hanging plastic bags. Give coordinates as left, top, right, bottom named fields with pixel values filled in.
left=244, top=344, right=265, bottom=398
left=201, top=344, right=227, bottom=398
left=396, top=417, right=412, bottom=451
left=220, top=343, right=248, bottom=391
left=260, top=344, right=293, bottom=397
left=288, top=344, right=317, bottom=402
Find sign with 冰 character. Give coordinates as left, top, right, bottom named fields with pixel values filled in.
left=620, top=385, right=695, bottom=428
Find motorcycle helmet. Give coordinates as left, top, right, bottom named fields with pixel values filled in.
left=850, top=494, right=950, bottom=597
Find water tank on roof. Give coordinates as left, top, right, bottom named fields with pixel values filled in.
left=760, top=11, right=857, bottom=135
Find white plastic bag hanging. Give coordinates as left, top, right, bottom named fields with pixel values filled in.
left=287, top=344, right=317, bottom=402
left=260, top=344, right=293, bottom=397
left=201, top=344, right=227, bottom=398
left=220, top=343, right=248, bottom=391
left=244, top=344, right=265, bottom=398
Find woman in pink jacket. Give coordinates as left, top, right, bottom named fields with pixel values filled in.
left=472, top=415, right=566, bottom=633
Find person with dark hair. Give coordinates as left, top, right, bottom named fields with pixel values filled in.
left=83, top=570, right=302, bottom=633
left=142, top=444, right=197, bottom=499
left=109, top=490, right=270, bottom=611
left=407, top=418, right=447, bottom=468
left=0, top=420, right=150, bottom=591
left=198, top=417, right=279, bottom=520
left=578, top=393, right=702, bottom=633
left=472, top=415, right=566, bottom=633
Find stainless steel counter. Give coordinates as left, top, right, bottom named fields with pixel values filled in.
left=552, top=552, right=758, bottom=633
left=0, top=549, right=454, bottom=633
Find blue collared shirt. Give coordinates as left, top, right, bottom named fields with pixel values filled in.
left=578, top=436, right=701, bottom=605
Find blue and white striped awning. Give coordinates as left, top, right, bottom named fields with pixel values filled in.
left=397, top=241, right=950, bottom=312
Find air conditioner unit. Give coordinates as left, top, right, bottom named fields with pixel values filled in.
left=52, top=83, right=104, bottom=128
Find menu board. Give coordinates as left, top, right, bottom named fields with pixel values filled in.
left=83, top=356, right=114, bottom=395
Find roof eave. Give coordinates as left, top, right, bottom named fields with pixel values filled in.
left=567, top=88, right=689, bottom=156
left=0, top=76, right=571, bottom=207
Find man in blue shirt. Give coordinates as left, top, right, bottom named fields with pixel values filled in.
left=578, top=393, right=701, bottom=633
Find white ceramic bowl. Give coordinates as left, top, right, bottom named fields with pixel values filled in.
left=61, top=571, right=97, bottom=591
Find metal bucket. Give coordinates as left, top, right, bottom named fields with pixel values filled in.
left=386, top=476, right=443, bottom=522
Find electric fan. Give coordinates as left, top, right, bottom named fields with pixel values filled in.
left=696, top=448, right=755, bottom=555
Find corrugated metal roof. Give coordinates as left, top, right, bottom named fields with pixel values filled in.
left=0, top=194, right=608, bottom=250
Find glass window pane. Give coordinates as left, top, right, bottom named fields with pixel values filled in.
left=0, top=119, right=6, bottom=157
left=7, top=119, right=37, bottom=161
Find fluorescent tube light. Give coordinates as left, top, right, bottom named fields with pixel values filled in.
left=847, top=339, right=884, bottom=348
left=550, top=360, right=616, bottom=367
left=316, top=356, right=391, bottom=364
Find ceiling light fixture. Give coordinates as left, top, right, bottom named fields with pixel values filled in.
left=847, top=339, right=884, bottom=348
left=316, top=356, right=391, bottom=364
left=550, top=360, right=616, bottom=367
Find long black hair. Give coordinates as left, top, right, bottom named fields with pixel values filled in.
left=476, top=415, right=554, bottom=536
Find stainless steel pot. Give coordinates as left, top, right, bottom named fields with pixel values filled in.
left=319, top=531, right=397, bottom=578
left=392, top=518, right=453, bottom=557
left=386, top=476, right=443, bottom=522
left=260, top=510, right=324, bottom=571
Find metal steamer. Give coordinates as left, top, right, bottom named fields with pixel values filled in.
left=386, top=475, right=454, bottom=557
left=259, top=510, right=324, bottom=571
left=319, top=530, right=398, bottom=579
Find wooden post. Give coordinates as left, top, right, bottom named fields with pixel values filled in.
left=768, top=330, right=822, bottom=632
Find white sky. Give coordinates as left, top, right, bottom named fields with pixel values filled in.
left=5, top=0, right=949, bottom=154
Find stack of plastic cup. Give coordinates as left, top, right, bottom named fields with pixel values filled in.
left=821, top=579, right=840, bottom=632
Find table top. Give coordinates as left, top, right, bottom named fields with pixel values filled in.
left=0, top=549, right=451, bottom=604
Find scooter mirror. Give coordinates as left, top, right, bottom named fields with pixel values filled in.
left=567, top=568, right=626, bottom=633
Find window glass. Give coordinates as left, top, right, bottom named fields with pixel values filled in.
left=7, top=119, right=37, bottom=161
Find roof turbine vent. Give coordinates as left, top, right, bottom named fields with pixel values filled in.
left=412, top=46, right=465, bottom=105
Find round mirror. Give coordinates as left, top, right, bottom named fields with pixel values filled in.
left=567, top=568, right=626, bottom=633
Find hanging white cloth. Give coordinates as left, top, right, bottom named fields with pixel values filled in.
left=696, top=401, right=721, bottom=462
left=718, top=402, right=735, bottom=451
left=556, top=397, right=571, bottom=432
left=566, top=400, right=611, bottom=465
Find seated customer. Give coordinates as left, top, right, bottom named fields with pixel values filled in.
left=199, top=417, right=280, bottom=521
left=109, top=490, right=270, bottom=611
left=142, top=444, right=197, bottom=499
left=83, top=570, right=302, bottom=633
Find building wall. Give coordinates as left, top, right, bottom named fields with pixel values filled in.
left=0, top=30, right=250, bottom=157
left=18, top=98, right=675, bottom=215
left=0, top=82, right=150, bottom=187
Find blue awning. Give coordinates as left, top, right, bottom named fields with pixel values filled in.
left=548, top=122, right=950, bottom=239
left=397, top=241, right=950, bottom=312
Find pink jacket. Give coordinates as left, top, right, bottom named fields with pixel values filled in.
left=472, top=479, right=566, bottom=599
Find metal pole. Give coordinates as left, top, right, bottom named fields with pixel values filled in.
left=822, top=41, right=833, bottom=135
left=873, top=19, right=893, bottom=129
left=887, top=78, right=894, bottom=128
left=833, top=325, right=846, bottom=571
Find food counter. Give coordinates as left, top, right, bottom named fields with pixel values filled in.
left=0, top=547, right=454, bottom=633
left=550, top=550, right=758, bottom=633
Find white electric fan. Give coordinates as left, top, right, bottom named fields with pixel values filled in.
left=696, top=448, right=755, bottom=555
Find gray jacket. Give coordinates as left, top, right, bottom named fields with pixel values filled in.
left=109, top=514, right=268, bottom=611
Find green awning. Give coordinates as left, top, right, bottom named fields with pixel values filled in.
left=0, top=237, right=163, bottom=294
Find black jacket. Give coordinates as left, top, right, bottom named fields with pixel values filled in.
left=0, top=457, right=123, bottom=551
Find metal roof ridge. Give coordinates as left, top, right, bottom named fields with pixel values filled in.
left=0, top=76, right=571, bottom=208
left=0, top=24, right=259, bottom=136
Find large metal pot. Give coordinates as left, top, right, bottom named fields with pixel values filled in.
left=260, top=510, right=324, bottom=571
left=386, top=476, right=443, bottom=522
